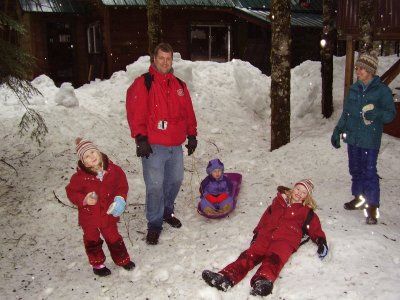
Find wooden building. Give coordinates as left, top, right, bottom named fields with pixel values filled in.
left=15, top=0, right=323, bottom=87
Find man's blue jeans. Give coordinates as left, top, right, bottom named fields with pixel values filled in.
left=347, top=144, right=380, bottom=206
left=142, top=144, right=184, bottom=232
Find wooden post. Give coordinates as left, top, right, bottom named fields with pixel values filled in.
left=103, top=8, right=112, bottom=78
left=88, top=64, right=93, bottom=82
left=344, top=35, right=355, bottom=100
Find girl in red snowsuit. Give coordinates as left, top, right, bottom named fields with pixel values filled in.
left=66, top=138, right=135, bottom=276
left=202, top=179, right=328, bottom=297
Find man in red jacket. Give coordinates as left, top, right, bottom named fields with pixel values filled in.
left=126, top=43, right=198, bottom=245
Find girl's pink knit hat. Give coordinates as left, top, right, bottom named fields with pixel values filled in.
left=75, top=137, right=98, bottom=161
left=295, top=179, right=314, bottom=194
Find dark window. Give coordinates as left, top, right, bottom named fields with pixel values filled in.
left=191, top=25, right=231, bottom=62
left=87, top=22, right=102, bottom=54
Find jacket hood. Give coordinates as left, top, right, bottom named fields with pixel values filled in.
left=354, top=75, right=381, bottom=91
left=206, top=159, right=224, bottom=175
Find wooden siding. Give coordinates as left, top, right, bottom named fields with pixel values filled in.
left=15, top=2, right=323, bottom=85
left=104, top=7, right=238, bottom=73
left=19, top=13, right=89, bottom=87
left=337, top=0, right=400, bottom=40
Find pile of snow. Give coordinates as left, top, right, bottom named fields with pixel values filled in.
left=0, top=54, right=399, bottom=300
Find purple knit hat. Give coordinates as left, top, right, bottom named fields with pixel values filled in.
left=206, top=159, right=224, bottom=175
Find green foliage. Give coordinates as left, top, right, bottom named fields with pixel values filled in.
left=0, top=11, right=48, bottom=146
left=0, top=11, right=26, bottom=34
left=0, top=39, right=36, bottom=81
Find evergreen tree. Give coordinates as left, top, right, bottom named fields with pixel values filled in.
left=359, top=0, right=376, bottom=53
left=0, top=8, right=48, bottom=145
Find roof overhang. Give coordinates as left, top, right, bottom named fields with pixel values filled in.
left=235, top=8, right=322, bottom=28
left=18, top=0, right=85, bottom=13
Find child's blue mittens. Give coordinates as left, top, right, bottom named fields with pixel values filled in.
left=316, top=238, right=328, bottom=260
left=107, top=196, right=126, bottom=217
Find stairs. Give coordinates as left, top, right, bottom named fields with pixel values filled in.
left=384, top=86, right=400, bottom=138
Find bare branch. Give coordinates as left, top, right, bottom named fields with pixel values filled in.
left=53, top=190, right=76, bottom=209
left=0, top=158, right=17, bottom=175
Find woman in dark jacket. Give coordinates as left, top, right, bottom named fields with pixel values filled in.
left=331, top=52, right=396, bottom=224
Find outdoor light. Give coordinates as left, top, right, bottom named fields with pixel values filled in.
left=320, top=39, right=327, bottom=48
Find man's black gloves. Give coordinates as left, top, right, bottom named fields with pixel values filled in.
left=185, top=135, right=197, bottom=156
left=135, top=135, right=153, bottom=159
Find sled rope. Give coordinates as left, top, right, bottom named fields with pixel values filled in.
left=188, top=154, right=202, bottom=209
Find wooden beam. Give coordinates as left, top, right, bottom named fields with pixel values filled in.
left=344, top=35, right=354, bottom=100
left=381, top=59, right=400, bottom=86
left=103, top=8, right=112, bottom=79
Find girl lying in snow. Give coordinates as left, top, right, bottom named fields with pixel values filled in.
left=202, top=179, right=328, bottom=297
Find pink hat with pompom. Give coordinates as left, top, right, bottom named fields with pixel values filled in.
left=75, top=137, right=98, bottom=161
left=295, top=179, right=314, bottom=194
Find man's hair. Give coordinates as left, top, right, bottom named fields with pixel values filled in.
left=153, top=43, right=174, bottom=57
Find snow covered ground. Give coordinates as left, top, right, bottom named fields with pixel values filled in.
left=0, top=54, right=399, bottom=300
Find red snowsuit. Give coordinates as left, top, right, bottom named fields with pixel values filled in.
left=126, top=64, right=197, bottom=145
left=65, top=154, right=131, bottom=267
left=219, top=192, right=326, bottom=286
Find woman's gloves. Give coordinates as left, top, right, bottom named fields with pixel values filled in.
left=331, top=128, right=341, bottom=149
left=316, top=237, right=329, bottom=259
left=107, top=196, right=126, bottom=217
left=364, top=109, right=383, bottom=121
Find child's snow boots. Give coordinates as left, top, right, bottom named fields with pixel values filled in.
left=250, top=279, right=273, bottom=296
left=202, top=270, right=233, bottom=292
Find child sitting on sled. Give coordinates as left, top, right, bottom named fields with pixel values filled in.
left=198, top=159, right=234, bottom=217
left=202, top=179, right=328, bottom=297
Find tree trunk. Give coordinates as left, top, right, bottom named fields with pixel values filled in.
left=270, top=0, right=291, bottom=151
left=359, top=0, right=376, bottom=53
left=321, top=0, right=336, bottom=118
left=146, top=0, right=162, bottom=60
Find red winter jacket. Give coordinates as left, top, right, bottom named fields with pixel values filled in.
left=126, top=65, right=197, bottom=146
left=253, top=192, right=326, bottom=253
left=65, top=155, right=128, bottom=228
